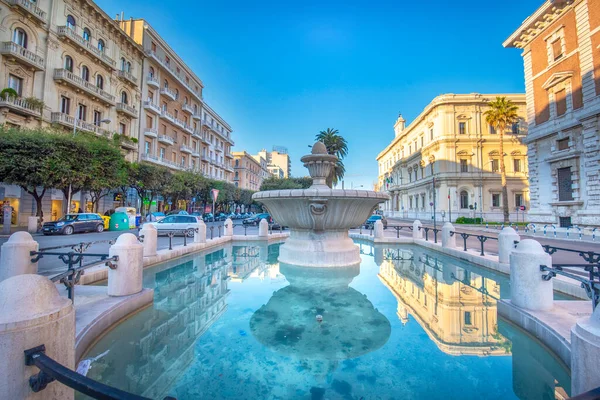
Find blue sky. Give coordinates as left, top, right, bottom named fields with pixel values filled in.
left=98, top=0, right=540, bottom=189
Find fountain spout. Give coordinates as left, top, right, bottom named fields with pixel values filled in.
left=300, top=142, right=338, bottom=189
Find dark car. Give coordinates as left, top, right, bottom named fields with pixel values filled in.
left=364, top=215, right=387, bottom=229
left=214, top=212, right=228, bottom=221
left=203, top=213, right=214, bottom=222
left=42, top=213, right=105, bottom=235
left=270, top=220, right=287, bottom=231
left=243, top=213, right=271, bottom=226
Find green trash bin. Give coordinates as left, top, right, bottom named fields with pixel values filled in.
left=109, top=212, right=130, bottom=231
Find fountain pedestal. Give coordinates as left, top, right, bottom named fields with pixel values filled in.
left=278, top=229, right=359, bottom=267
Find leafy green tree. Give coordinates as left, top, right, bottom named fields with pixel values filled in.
left=130, top=163, right=171, bottom=215
left=84, top=138, right=128, bottom=212
left=259, top=176, right=313, bottom=191
left=315, top=128, right=348, bottom=187
left=484, top=97, right=520, bottom=224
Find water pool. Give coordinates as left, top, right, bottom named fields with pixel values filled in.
left=81, top=241, right=570, bottom=399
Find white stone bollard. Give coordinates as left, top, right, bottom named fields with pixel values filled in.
left=510, top=239, right=553, bottom=311
left=258, top=218, right=268, bottom=238
left=224, top=218, right=233, bottom=236
left=413, top=220, right=423, bottom=239
left=374, top=220, right=384, bottom=238
left=0, top=232, right=39, bottom=282
left=441, top=222, right=456, bottom=248
left=498, top=227, right=520, bottom=264
left=571, top=307, right=600, bottom=395
left=194, top=220, right=207, bottom=243
left=27, top=216, right=38, bottom=234
left=139, top=224, right=157, bottom=257
left=108, top=233, right=144, bottom=297
left=0, top=274, right=75, bottom=400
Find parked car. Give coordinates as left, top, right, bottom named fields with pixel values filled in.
left=364, top=215, right=387, bottom=229
left=243, top=213, right=271, bottom=226
left=167, top=210, right=189, bottom=216
left=270, top=220, right=287, bottom=231
left=214, top=212, right=228, bottom=221
left=141, top=215, right=202, bottom=237
left=203, top=213, right=214, bottom=222
left=146, top=212, right=165, bottom=222
left=42, top=213, right=105, bottom=235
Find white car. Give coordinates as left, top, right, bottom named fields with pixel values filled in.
left=142, top=215, right=202, bottom=237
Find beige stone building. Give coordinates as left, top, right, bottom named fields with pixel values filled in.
left=504, top=0, right=600, bottom=227
left=255, top=148, right=291, bottom=178
left=233, top=151, right=266, bottom=191
left=117, top=18, right=234, bottom=182
left=376, top=93, right=529, bottom=223
left=0, top=0, right=144, bottom=222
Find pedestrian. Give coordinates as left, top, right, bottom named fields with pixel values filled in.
left=77, top=208, right=83, bottom=214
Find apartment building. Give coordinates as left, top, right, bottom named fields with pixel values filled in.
left=255, top=148, right=291, bottom=178
left=233, top=151, right=266, bottom=191
left=504, top=0, right=600, bottom=227
left=376, top=94, right=529, bottom=223
left=0, top=0, right=144, bottom=222
left=117, top=18, right=235, bottom=183
left=267, top=165, right=284, bottom=179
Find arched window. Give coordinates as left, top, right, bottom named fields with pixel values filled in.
left=97, top=39, right=105, bottom=52
left=149, top=66, right=155, bottom=78
left=126, top=61, right=131, bottom=72
left=235, top=159, right=239, bottom=167
left=193, top=104, right=198, bottom=113
left=82, top=28, right=91, bottom=42
left=13, top=28, right=27, bottom=48
left=81, top=65, right=89, bottom=81
left=174, top=89, right=179, bottom=99
left=120, top=57, right=126, bottom=71
left=96, top=74, right=103, bottom=89
left=121, top=91, right=128, bottom=104
left=460, top=191, right=469, bottom=209
left=184, top=96, right=188, bottom=105
left=163, top=79, right=168, bottom=89
left=66, top=15, right=76, bottom=30
left=64, top=55, right=73, bottom=72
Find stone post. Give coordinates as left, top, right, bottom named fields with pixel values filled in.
left=108, top=233, right=143, bottom=297
left=374, top=246, right=384, bottom=266
left=498, top=227, right=520, bottom=264
left=0, top=274, right=75, bottom=400
left=509, top=239, right=553, bottom=311
left=224, top=218, right=233, bottom=236
left=571, top=307, right=600, bottom=395
left=441, top=222, right=456, bottom=248
left=258, top=218, right=268, bottom=238
left=194, top=220, right=206, bottom=243
left=0, top=232, right=39, bottom=282
left=139, top=224, right=157, bottom=257
left=412, top=220, right=423, bottom=239
left=374, top=220, right=384, bottom=238
left=27, top=216, right=38, bottom=234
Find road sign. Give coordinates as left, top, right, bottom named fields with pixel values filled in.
left=520, top=205, right=526, bottom=211
left=211, top=189, right=219, bottom=202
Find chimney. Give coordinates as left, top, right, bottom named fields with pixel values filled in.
left=115, top=14, right=119, bottom=21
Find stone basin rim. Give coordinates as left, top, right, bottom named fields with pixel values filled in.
left=253, top=189, right=390, bottom=200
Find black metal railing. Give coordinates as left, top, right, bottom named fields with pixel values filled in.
left=542, top=245, right=600, bottom=265
left=540, top=263, right=600, bottom=310
left=568, top=386, right=600, bottom=400
left=24, top=345, right=175, bottom=400
left=163, top=228, right=198, bottom=250
left=452, top=232, right=498, bottom=256
left=422, top=227, right=440, bottom=243
left=389, top=225, right=414, bottom=239
left=233, top=223, right=249, bottom=236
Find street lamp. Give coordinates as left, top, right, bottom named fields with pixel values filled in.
left=66, top=115, right=111, bottom=213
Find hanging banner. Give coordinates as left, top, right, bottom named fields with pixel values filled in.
left=211, top=189, right=219, bottom=203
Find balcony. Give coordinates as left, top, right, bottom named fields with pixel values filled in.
left=51, top=112, right=110, bottom=137
left=160, top=87, right=177, bottom=101
left=224, top=151, right=233, bottom=159
left=183, top=123, right=194, bottom=134
left=182, top=104, right=194, bottom=115
left=6, top=0, right=47, bottom=25
left=145, top=49, right=203, bottom=102
left=116, top=103, right=138, bottom=118
left=144, top=128, right=158, bottom=138
left=0, top=96, right=42, bottom=118
left=201, top=154, right=209, bottom=162
left=160, top=109, right=175, bottom=123
left=117, top=136, right=138, bottom=151
left=157, top=135, right=175, bottom=145
left=192, top=113, right=202, bottom=121
left=192, top=131, right=203, bottom=140
left=146, top=75, right=159, bottom=88
left=191, top=150, right=201, bottom=158
left=143, top=100, right=161, bottom=115
left=117, top=70, right=137, bottom=86
left=0, top=42, right=44, bottom=71
left=214, top=145, right=223, bottom=153
left=141, top=153, right=183, bottom=171
left=56, top=26, right=116, bottom=70
left=173, top=118, right=185, bottom=129
left=180, top=144, right=193, bottom=154
left=54, top=68, right=115, bottom=104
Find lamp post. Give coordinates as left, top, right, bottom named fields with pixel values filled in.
left=66, top=114, right=111, bottom=214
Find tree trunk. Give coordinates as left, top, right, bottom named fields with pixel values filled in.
left=499, top=127, right=510, bottom=224
left=23, top=186, right=46, bottom=231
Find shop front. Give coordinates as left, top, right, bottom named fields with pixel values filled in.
left=0, top=184, right=21, bottom=226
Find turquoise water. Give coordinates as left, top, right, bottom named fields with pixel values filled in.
left=81, top=241, right=570, bottom=399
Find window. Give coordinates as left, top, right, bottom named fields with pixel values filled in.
left=512, top=122, right=519, bottom=135
left=151, top=42, right=157, bottom=52
left=93, top=111, right=101, bottom=126
left=82, top=28, right=91, bottom=42
left=13, top=28, right=27, bottom=48
left=515, top=193, right=524, bottom=207
left=175, top=89, right=179, bottom=100
left=81, top=65, right=89, bottom=82
left=420, top=136, right=424, bottom=147
left=557, top=137, right=569, bottom=151
left=460, top=191, right=469, bottom=209
left=146, top=115, right=153, bottom=129
left=77, top=104, right=87, bottom=121
left=144, top=141, right=151, bottom=154
left=464, top=311, right=472, bottom=325
left=121, top=91, right=128, bottom=104
left=513, top=159, right=521, bottom=172
left=460, top=159, right=468, bottom=173
left=184, top=96, right=189, bottom=105
left=409, top=197, right=413, bottom=209
left=120, top=57, right=126, bottom=71
left=552, top=39, right=563, bottom=61
left=489, top=125, right=496, bottom=134
left=119, top=123, right=126, bottom=135
left=66, top=15, right=76, bottom=30
left=159, top=148, right=165, bottom=159
left=7, top=74, right=22, bottom=96
left=165, top=56, right=170, bottom=66
left=491, top=159, right=499, bottom=173
left=60, top=96, right=70, bottom=114
left=96, top=75, right=103, bottom=89
left=64, top=55, right=73, bottom=72
left=430, top=128, right=434, bottom=140
left=559, top=217, right=572, bottom=228
left=126, top=62, right=131, bottom=73
left=174, top=109, right=178, bottom=118
left=97, top=39, right=105, bottom=52
left=181, top=156, right=186, bottom=166
left=557, top=167, right=573, bottom=201
left=555, top=89, right=567, bottom=116
left=459, top=122, right=466, bottom=135
left=149, top=67, right=155, bottom=78
left=492, top=193, right=500, bottom=207
left=163, top=79, right=168, bottom=89
left=235, top=159, right=239, bottom=167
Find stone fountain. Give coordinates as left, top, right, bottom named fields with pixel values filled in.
left=252, top=142, right=389, bottom=267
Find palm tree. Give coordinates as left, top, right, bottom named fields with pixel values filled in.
left=484, top=97, right=519, bottom=224
left=315, top=128, right=348, bottom=188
